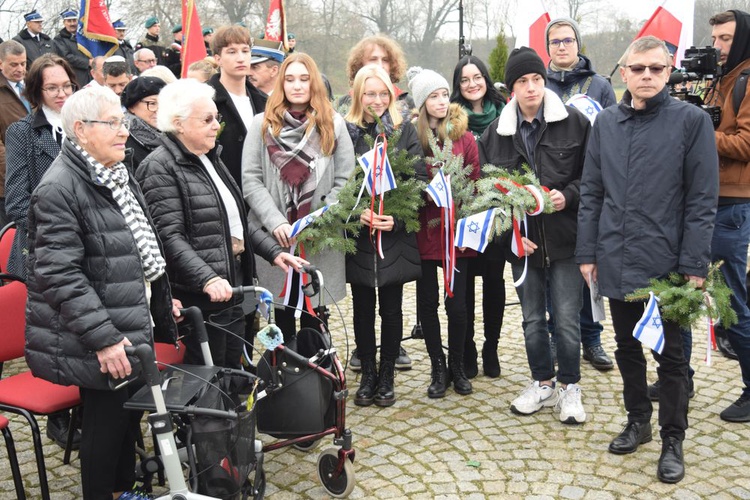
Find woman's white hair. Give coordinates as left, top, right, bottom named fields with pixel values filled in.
left=157, top=79, right=216, bottom=133
left=140, top=65, right=177, bottom=84
left=61, top=86, right=121, bottom=138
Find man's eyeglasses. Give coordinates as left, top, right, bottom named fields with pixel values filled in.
left=459, top=75, right=484, bottom=87
left=187, top=113, right=222, bottom=125
left=42, top=83, right=76, bottom=95
left=549, top=37, right=576, bottom=48
left=363, top=91, right=390, bottom=101
left=625, top=64, right=667, bottom=75
left=138, top=58, right=157, bottom=64
left=141, top=100, right=158, bottom=111
left=82, top=117, right=131, bottom=130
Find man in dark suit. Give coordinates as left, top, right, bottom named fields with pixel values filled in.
left=0, top=40, right=29, bottom=228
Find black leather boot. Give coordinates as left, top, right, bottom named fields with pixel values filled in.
left=428, top=354, right=449, bottom=398
left=374, top=359, right=396, bottom=407
left=354, top=357, right=378, bottom=406
left=482, top=340, right=501, bottom=378
left=463, top=338, right=478, bottom=379
left=657, top=436, right=685, bottom=483
left=449, top=354, right=473, bottom=395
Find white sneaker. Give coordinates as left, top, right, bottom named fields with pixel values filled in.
left=510, top=381, right=558, bottom=415
left=556, top=383, right=586, bottom=424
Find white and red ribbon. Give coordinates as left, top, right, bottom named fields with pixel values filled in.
left=280, top=242, right=315, bottom=319
left=703, top=291, right=717, bottom=366
left=369, top=134, right=388, bottom=259
left=495, top=179, right=548, bottom=287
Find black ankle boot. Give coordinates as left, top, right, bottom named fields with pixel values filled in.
left=482, top=340, right=501, bottom=378
left=464, top=339, right=478, bottom=379
left=449, top=354, right=473, bottom=395
left=354, top=357, right=378, bottom=406
left=375, top=359, right=396, bottom=407
left=428, top=354, right=449, bottom=398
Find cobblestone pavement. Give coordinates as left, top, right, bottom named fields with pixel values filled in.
left=2, top=270, right=750, bottom=499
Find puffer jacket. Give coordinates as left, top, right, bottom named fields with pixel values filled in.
left=25, top=140, right=178, bottom=390
left=576, top=87, right=719, bottom=300
left=479, top=88, right=590, bottom=268
left=51, top=28, right=91, bottom=87
left=345, top=116, right=424, bottom=288
left=546, top=55, right=616, bottom=108
left=136, top=133, right=259, bottom=312
left=707, top=58, right=750, bottom=199
left=417, top=104, right=480, bottom=261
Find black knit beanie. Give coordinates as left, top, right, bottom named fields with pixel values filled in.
left=504, top=47, right=547, bottom=90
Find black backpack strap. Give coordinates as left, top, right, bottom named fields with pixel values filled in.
left=733, top=69, right=750, bottom=116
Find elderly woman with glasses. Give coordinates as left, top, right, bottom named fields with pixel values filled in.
left=24, top=85, right=182, bottom=499
left=5, top=53, right=77, bottom=280
left=136, top=78, right=304, bottom=369
left=121, top=76, right=165, bottom=171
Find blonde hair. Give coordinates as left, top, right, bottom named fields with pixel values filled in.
left=344, top=64, right=403, bottom=129
left=187, top=57, right=218, bottom=82
left=263, top=53, right=336, bottom=156
left=415, top=103, right=449, bottom=156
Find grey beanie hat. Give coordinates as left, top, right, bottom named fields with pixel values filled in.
left=406, top=66, right=450, bottom=110
left=545, top=17, right=582, bottom=55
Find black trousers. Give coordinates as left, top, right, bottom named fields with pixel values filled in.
left=609, top=298, right=689, bottom=440
left=79, top=385, right=142, bottom=499
left=351, top=282, right=404, bottom=362
left=185, top=303, right=244, bottom=368
left=465, top=252, right=506, bottom=348
left=417, top=258, right=470, bottom=359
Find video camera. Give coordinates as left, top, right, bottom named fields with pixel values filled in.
left=669, top=46, right=722, bottom=128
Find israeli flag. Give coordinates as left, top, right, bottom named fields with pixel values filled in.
left=455, top=209, right=495, bottom=253
left=289, top=204, right=332, bottom=239
left=566, top=93, right=603, bottom=125
left=358, top=143, right=396, bottom=195
left=426, top=168, right=452, bottom=208
left=633, top=292, right=665, bottom=354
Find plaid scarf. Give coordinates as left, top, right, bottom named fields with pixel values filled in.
left=265, top=110, right=321, bottom=220
left=74, top=142, right=166, bottom=282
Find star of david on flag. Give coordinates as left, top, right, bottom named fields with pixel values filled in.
left=426, top=168, right=451, bottom=208
left=566, top=94, right=603, bottom=125
left=633, top=291, right=665, bottom=354
left=289, top=204, right=332, bottom=239
left=358, top=143, right=396, bottom=196
left=455, top=209, right=495, bottom=253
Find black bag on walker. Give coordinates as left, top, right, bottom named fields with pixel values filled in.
left=256, top=328, right=335, bottom=438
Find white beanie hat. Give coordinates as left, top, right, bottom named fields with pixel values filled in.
left=406, top=66, right=450, bottom=110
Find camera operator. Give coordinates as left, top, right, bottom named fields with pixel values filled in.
left=705, top=10, right=750, bottom=423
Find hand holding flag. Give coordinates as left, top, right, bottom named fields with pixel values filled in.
left=289, top=204, right=333, bottom=239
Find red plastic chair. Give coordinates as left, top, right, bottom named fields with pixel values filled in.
left=0, top=414, right=25, bottom=499
left=0, top=222, right=16, bottom=274
left=0, top=274, right=81, bottom=500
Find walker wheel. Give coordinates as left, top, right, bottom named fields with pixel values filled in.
left=293, top=438, right=320, bottom=451
left=316, top=448, right=355, bottom=498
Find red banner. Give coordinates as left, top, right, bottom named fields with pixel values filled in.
left=181, top=0, right=208, bottom=78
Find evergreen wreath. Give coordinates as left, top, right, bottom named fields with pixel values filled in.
left=625, top=261, right=737, bottom=330
left=295, top=124, right=426, bottom=255
left=469, top=164, right=555, bottom=234
left=424, top=135, right=476, bottom=227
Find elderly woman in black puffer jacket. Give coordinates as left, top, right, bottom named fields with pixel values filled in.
left=136, top=78, right=304, bottom=369
left=25, top=85, right=181, bottom=499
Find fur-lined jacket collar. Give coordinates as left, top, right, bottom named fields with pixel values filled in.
left=495, top=88, right=569, bottom=136
left=410, top=102, right=469, bottom=140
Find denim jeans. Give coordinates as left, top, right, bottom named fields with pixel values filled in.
left=548, top=283, right=603, bottom=348
left=712, top=203, right=750, bottom=397
left=511, top=256, right=582, bottom=385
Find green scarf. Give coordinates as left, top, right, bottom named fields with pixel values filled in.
left=466, top=100, right=502, bottom=138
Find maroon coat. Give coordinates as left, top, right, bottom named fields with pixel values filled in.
left=417, top=104, right=480, bottom=261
